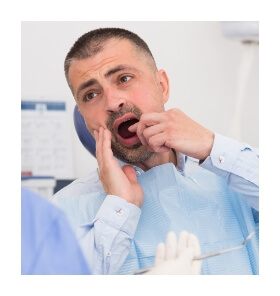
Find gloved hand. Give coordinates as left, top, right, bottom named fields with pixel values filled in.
left=146, top=231, right=201, bottom=275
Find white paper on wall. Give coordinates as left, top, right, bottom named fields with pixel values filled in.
left=21, top=101, right=74, bottom=179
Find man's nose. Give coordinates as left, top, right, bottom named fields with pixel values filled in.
left=104, top=89, right=126, bottom=113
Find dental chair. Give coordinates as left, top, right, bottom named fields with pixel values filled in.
left=73, top=105, right=96, bottom=157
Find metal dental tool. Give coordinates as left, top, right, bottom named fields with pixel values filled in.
left=193, top=231, right=256, bottom=261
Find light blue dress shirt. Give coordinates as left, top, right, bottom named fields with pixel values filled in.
left=53, top=133, right=259, bottom=274
left=200, top=133, right=258, bottom=210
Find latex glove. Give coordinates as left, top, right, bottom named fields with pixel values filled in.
left=146, top=231, right=201, bottom=275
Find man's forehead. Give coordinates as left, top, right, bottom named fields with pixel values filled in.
left=69, top=39, right=140, bottom=72
left=69, top=43, right=153, bottom=86
left=83, top=38, right=138, bottom=63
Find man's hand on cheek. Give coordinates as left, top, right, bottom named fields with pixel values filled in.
left=94, top=127, right=144, bottom=207
left=128, top=109, right=214, bottom=160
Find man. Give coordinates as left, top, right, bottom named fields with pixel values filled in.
left=53, top=28, right=259, bottom=275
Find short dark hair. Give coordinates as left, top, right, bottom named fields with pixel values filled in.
left=64, top=27, right=156, bottom=82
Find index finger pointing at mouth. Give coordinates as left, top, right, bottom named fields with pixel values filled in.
left=139, top=112, right=165, bottom=126
left=137, top=112, right=165, bottom=137
left=128, top=122, right=138, bottom=132
left=135, top=113, right=165, bottom=146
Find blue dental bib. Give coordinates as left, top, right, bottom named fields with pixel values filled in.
left=119, top=163, right=258, bottom=275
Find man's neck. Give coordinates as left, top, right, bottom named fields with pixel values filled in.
left=136, top=149, right=177, bottom=171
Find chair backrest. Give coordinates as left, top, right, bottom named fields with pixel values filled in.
left=73, top=105, right=96, bottom=157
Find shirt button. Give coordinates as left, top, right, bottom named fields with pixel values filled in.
left=107, top=251, right=111, bottom=257
left=136, top=170, right=141, bottom=176
left=219, top=156, right=225, bottom=163
left=115, top=208, right=124, bottom=216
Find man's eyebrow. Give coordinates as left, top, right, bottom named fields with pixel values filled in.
left=105, top=65, right=138, bottom=78
left=76, top=78, right=98, bottom=98
left=75, top=65, right=138, bottom=98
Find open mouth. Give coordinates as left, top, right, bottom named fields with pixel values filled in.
left=118, top=118, right=138, bottom=138
left=113, top=114, right=140, bottom=147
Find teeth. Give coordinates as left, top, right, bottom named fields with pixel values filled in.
left=122, top=117, right=135, bottom=123
left=115, top=116, right=138, bottom=131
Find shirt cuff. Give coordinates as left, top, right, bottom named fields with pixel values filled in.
left=94, top=195, right=141, bottom=237
left=200, top=133, right=258, bottom=185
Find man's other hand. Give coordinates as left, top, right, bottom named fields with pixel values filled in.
left=129, top=109, right=214, bottom=160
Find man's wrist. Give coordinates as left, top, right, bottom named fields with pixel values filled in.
left=199, top=131, right=215, bottom=162
left=125, top=198, right=142, bottom=208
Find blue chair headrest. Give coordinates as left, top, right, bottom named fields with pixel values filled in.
left=73, top=105, right=96, bottom=157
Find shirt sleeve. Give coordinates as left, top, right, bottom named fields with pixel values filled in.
left=79, top=195, right=141, bottom=274
left=200, top=133, right=259, bottom=210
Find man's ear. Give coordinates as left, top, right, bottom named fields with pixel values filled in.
left=157, top=69, right=169, bottom=104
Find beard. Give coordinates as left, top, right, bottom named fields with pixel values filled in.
left=106, top=104, right=153, bottom=164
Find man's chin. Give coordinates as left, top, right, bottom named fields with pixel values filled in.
left=111, top=142, right=153, bottom=164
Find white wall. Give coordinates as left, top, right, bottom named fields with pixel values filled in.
left=22, top=21, right=258, bottom=179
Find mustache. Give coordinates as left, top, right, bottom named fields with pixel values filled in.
left=106, top=104, right=142, bottom=132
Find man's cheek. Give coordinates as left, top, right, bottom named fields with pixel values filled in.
left=82, top=112, right=104, bottom=130
left=84, top=120, right=100, bottom=135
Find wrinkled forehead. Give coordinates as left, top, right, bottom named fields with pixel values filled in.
left=67, top=38, right=156, bottom=90
left=86, top=37, right=153, bottom=62
left=69, top=38, right=145, bottom=70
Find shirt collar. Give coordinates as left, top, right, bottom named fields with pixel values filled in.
left=116, top=151, right=187, bottom=176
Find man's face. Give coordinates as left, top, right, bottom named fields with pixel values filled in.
left=68, top=38, right=169, bottom=163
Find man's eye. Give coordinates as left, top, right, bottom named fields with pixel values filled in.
left=83, top=92, right=98, bottom=102
left=120, top=75, right=132, bottom=83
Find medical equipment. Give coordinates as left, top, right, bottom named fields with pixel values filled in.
left=134, top=231, right=201, bottom=275
left=134, top=231, right=255, bottom=275
left=74, top=105, right=96, bottom=156
left=194, top=231, right=256, bottom=260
